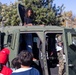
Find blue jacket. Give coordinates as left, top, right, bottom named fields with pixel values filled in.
left=11, top=67, right=40, bottom=75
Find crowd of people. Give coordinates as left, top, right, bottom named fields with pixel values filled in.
left=0, top=48, right=40, bottom=75
left=11, top=50, right=40, bottom=75
left=0, top=7, right=40, bottom=75
left=0, top=7, right=65, bottom=75
left=0, top=34, right=65, bottom=75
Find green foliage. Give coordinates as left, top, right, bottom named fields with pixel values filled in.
left=0, top=2, right=2, bottom=15
left=0, top=0, right=64, bottom=26
left=19, top=0, right=64, bottom=25
left=0, top=2, right=20, bottom=26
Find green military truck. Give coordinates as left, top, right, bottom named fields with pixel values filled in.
left=0, top=25, right=76, bottom=75
left=0, top=3, right=76, bottom=75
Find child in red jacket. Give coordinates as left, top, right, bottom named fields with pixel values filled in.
left=0, top=48, right=12, bottom=75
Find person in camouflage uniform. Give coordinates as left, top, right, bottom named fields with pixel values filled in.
left=56, top=35, right=64, bottom=75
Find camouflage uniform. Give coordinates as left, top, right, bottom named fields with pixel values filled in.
left=57, top=50, right=64, bottom=75
left=56, top=34, right=64, bottom=75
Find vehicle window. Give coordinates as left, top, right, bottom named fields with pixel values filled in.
left=7, top=34, right=13, bottom=47
left=1, top=33, right=5, bottom=49
left=69, top=34, right=76, bottom=52
left=72, top=35, right=76, bottom=45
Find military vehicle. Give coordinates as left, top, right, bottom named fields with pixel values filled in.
left=0, top=3, right=76, bottom=75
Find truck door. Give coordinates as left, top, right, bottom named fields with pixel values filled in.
left=64, top=29, right=76, bottom=75
left=4, top=29, right=20, bottom=62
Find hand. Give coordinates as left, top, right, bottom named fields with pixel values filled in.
left=40, top=24, right=44, bottom=26
left=24, top=23, right=33, bottom=26
left=28, top=23, right=33, bottom=26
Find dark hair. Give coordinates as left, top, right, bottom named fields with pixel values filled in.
left=25, top=7, right=34, bottom=18
left=11, top=57, right=21, bottom=69
left=18, top=50, right=33, bottom=66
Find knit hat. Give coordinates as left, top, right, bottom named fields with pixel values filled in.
left=0, top=48, right=10, bottom=64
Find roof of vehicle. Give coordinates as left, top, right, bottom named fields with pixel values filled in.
left=0, top=26, right=74, bottom=33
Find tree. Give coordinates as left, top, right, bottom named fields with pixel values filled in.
left=0, top=2, right=2, bottom=15
left=61, top=11, right=76, bottom=27
left=0, top=0, right=64, bottom=26
left=1, top=3, right=20, bottom=26
left=18, top=0, right=64, bottom=25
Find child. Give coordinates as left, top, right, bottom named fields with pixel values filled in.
left=11, top=50, right=40, bottom=75
left=0, top=48, right=12, bottom=75
left=24, top=7, right=34, bottom=26
left=24, top=8, right=34, bottom=53
left=11, top=57, right=21, bottom=70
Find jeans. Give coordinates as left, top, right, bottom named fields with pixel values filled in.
left=25, top=33, right=33, bottom=52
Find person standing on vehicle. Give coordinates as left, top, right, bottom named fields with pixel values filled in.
left=24, top=7, right=34, bottom=53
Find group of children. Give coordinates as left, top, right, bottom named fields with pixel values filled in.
left=11, top=50, right=40, bottom=75
left=0, top=48, right=40, bottom=75
left=0, top=7, right=41, bottom=75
